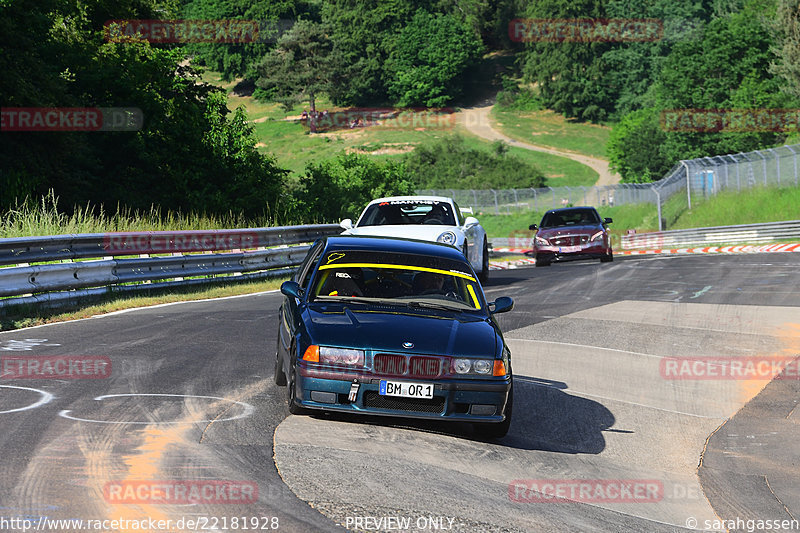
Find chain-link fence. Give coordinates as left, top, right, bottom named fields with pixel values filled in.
left=419, top=143, right=800, bottom=231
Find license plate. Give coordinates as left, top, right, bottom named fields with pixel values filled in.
left=379, top=380, right=434, bottom=399
left=560, top=245, right=582, bottom=253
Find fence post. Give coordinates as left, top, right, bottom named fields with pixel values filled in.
left=768, top=148, right=780, bottom=186
left=513, top=189, right=519, bottom=212
left=551, top=187, right=556, bottom=209
left=492, top=189, right=498, bottom=215
left=681, top=160, right=691, bottom=209
left=788, top=145, right=798, bottom=187
left=655, top=188, right=663, bottom=231
left=472, top=189, right=478, bottom=208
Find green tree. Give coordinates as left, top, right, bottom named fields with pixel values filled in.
left=606, top=108, right=670, bottom=182
left=384, top=10, right=484, bottom=107
left=770, top=0, right=800, bottom=98
left=255, top=20, right=340, bottom=132
left=181, top=0, right=319, bottom=82
left=295, top=153, right=414, bottom=221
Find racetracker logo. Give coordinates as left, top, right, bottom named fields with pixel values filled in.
left=660, top=356, right=800, bottom=380
left=104, top=19, right=293, bottom=43
left=300, top=108, right=455, bottom=132
left=1, top=356, right=111, bottom=379
left=509, top=18, right=663, bottom=42
left=509, top=479, right=663, bottom=503
left=660, top=109, right=800, bottom=132
left=1, top=108, right=143, bottom=132
left=103, top=480, right=258, bottom=504
left=103, top=231, right=259, bottom=253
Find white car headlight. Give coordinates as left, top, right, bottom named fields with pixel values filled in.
left=590, top=231, right=604, bottom=242
left=319, top=347, right=365, bottom=366
left=437, top=231, right=457, bottom=245
left=535, top=236, right=549, bottom=246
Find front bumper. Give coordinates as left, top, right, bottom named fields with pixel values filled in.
left=295, top=364, right=512, bottom=422
left=534, top=242, right=609, bottom=262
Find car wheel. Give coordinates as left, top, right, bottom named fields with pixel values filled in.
left=535, top=253, right=551, bottom=267
left=286, top=359, right=308, bottom=415
left=478, top=238, right=489, bottom=283
left=274, top=346, right=287, bottom=386
left=600, top=250, right=613, bottom=263
left=474, top=386, right=513, bottom=440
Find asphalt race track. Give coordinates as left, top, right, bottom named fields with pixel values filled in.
left=1, top=253, right=798, bottom=533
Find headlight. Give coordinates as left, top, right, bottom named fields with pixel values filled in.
left=451, top=358, right=495, bottom=375
left=590, top=231, right=604, bottom=242
left=473, top=360, right=492, bottom=374
left=453, top=358, right=472, bottom=374
left=534, top=236, right=549, bottom=246
left=319, top=346, right=365, bottom=366
left=437, top=231, right=457, bottom=245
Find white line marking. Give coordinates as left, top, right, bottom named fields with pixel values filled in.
left=514, top=377, right=722, bottom=419
left=58, top=393, right=254, bottom=424
left=507, top=337, right=665, bottom=360
left=0, top=385, right=55, bottom=414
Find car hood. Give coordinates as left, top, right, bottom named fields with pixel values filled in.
left=304, top=305, right=498, bottom=358
left=342, top=224, right=462, bottom=242
left=537, top=224, right=603, bottom=237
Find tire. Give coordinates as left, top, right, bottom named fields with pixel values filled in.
left=534, top=253, right=551, bottom=267
left=478, top=238, right=490, bottom=283
left=274, top=351, right=287, bottom=386
left=286, top=365, right=308, bottom=415
left=600, top=250, right=613, bottom=263
left=474, top=386, right=513, bottom=440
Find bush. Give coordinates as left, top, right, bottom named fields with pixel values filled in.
left=293, top=153, right=415, bottom=222
left=403, top=135, right=546, bottom=189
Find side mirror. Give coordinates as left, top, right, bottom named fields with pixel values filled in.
left=528, top=224, right=538, bottom=231
left=281, top=280, right=304, bottom=299
left=464, top=216, right=479, bottom=228
left=603, top=217, right=613, bottom=224
left=340, top=218, right=353, bottom=230
left=488, top=296, right=514, bottom=314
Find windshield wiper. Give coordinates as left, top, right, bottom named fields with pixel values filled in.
left=405, top=300, right=463, bottom=312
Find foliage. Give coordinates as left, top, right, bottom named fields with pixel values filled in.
left=769, top=0, right=800, bottom=99
left=402, top=135, right=546, bottom=189
left=606, top=108, right=670, bottom=182
left=0, top=0, right=288, bottom=219
left=293, top=153, right=415, bottom=222
left=608, top=1, right=799, bottom=182
left=495, top=77, right=543, bottom=111
left=255, top=19, right=340, bottom=125
left=384, top=10, right=484, bottom=107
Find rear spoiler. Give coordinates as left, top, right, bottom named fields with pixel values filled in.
left=459, top=207, right=474, bottom=215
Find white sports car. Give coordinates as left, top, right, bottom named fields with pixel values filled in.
left=340, top=196, right=489, bottom=282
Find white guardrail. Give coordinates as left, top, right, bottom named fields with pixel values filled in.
left=489, top=220, right=800, bottom=251
left=0, top=225, right=341, bottom=308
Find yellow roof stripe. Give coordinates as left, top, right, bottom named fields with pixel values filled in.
left=318, top=262, right=476, bottom=281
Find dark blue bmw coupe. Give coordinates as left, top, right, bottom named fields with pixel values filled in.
left=274, top=235, right=514, bottom=439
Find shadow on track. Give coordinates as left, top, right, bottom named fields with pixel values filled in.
left=292, top=374, right=614, bottom=454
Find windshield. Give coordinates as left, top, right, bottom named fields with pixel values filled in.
left=358, top=200, right=456, bottom=227
left=540, top=208, right=601, bottom=228
left=311, top=250, right=483, bottom=311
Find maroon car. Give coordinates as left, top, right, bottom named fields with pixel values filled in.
left=527, top=207, right=613, bottom=266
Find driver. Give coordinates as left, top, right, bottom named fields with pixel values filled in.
left=422, top=203, right=448, bottom=224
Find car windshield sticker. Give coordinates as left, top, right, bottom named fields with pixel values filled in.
left=318, top=262, right=476, bottom=282
left=326, top=252, right=346, bottom=264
